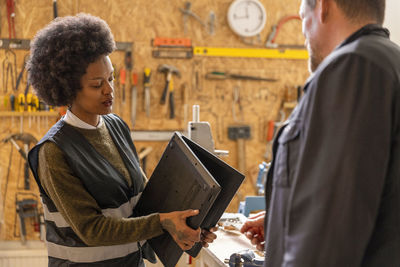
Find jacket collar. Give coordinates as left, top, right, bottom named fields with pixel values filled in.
left=303, top=24, right=389, bottom=92
left=337, top=24, right=389, bottom=49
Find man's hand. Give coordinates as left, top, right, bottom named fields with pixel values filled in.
left=159, top=209, right=201, bottom=251
left=200, top=227, right=218, bottom=248
left=240, top=211, right=265, bottom=251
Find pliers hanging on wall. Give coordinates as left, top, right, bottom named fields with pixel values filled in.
left=2, top=49, right=17, bottom=93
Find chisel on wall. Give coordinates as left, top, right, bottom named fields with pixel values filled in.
left=131, top=72, right=138, bottom=127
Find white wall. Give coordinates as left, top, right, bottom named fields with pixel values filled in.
left=384, top=0, right=400, bottom=45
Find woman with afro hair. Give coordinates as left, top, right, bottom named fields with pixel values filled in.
left=27, top=13, right=216, bottom=266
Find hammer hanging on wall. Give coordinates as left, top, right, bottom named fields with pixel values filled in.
left=3, top=133, right=38, bottom=190
left=158, top=64, right=181, bottom=119
left=228, top=125, right=257, bottom=193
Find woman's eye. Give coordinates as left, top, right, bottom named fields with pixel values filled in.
left=92, top=84, right=102, bottom=88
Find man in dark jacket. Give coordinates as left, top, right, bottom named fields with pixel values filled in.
left=241, top=0, right=400, bottom=266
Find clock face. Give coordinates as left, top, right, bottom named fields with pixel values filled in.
left=227, top=0, right=267, bottom=37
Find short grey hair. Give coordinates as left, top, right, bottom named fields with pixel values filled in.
left=306, top=0, right=385, bottom=25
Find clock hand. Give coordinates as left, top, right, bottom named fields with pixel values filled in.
left=234, top=13, right=249, bottom=19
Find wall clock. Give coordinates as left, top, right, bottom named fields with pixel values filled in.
left=227, top=0, right=267, bottom=38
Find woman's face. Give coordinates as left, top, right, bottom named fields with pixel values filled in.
left=70, top=55, right=114, bottom=125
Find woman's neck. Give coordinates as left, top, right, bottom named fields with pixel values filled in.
left=69, top=107, right=99, bottom=127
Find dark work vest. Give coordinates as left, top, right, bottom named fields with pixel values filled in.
left=28, top=114, right=156, bottom=266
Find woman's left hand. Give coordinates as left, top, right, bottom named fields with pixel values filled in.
left=200, top=227, right=218, bottom=247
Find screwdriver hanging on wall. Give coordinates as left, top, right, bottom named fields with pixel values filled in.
left=18, top=93, right=25, bottom=112
left=168, top=78, right=175, bottom=119
left=10, top=94, right=15, bottom=116
left=26, top=93, right=32, bottom=128
left=208, top=11, right=216, bottom=35
left=205, top=71, right=278, bottom=82
left=18, top=93, right=25, bottom=133
left=6, top=0, right=17, bottom=39
left=120, top=68, right=127, bottom=106
left=53, top=0, right=58, bottom=19
left=131, top=71, right=138, bottom=127
left=143, top=67, right=152, bottom=117
left=9, top=94, right=15, bottom=131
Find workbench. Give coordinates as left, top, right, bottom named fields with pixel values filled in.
left=196, top=220, right=263, bottom=266
left=146, top=213, right=264, bottom=267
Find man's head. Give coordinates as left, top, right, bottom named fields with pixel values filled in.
left=300, top=0, right=386, bottom=72
left=305, top=0, right=385, bottom=25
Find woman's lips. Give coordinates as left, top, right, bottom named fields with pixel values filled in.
left=103, top=99, right=113, bottom=107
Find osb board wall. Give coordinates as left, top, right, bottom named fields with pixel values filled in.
left=0, top=0, right=308, bottom=241
left=0, top=46, right=62, bottom=242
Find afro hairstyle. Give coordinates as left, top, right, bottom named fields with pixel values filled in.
left=27, top=13, right=116, bottom=106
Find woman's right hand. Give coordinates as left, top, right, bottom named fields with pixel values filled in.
left=159, top=209, right=201, bottom=251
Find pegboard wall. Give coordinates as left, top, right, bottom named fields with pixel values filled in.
left=0, top=0, right=308, bottom=242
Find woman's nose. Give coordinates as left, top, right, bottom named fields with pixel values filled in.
left=103, top=80, right=114, bottom=95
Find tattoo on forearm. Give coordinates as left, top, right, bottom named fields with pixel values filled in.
left=162, top=219, right=189, bottom=241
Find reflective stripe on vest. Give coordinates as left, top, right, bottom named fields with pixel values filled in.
left=43, top=203, right=69, bottom=227
left=102, top=193, right=142, bottom=218
left=42, top=193, right=145, bottom=263
left=47, top=240, right=147, bottom=263
left=42, top=193, right=142, bottom=227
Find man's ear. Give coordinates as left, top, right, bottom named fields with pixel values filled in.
left=318, top=0, right=330, bottom=23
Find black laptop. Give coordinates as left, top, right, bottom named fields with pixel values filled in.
left=135, top=132, right=244, bottom=267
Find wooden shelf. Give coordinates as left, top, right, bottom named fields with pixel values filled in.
left=0, top=111, right=59, bottom=117
left=0, top=38, right=132, bottom=51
